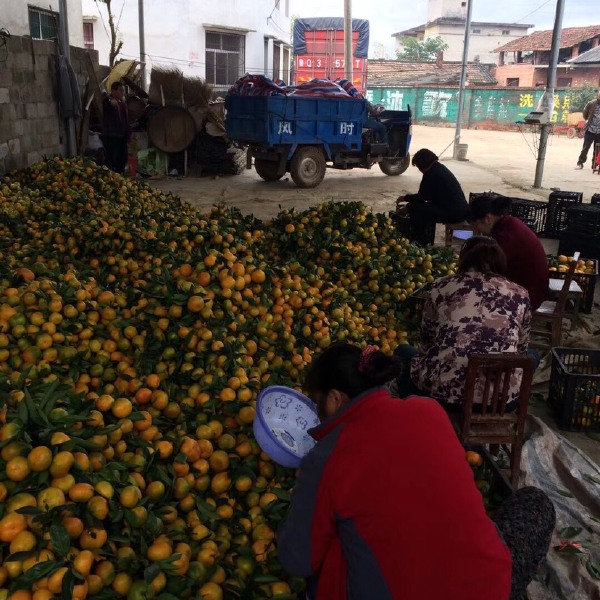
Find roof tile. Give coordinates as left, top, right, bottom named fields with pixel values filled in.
left=568, top=45, right=600, bottom=64
left=495, top=25, right=600, bottom=52
left=367, top=59, right=497, bottom=86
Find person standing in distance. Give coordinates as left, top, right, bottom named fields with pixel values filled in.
left=101, top=81, right=130, bottom=174
left=576, top=90, right=600, bottom=169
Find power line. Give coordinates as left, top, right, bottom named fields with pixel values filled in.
left=514, top=0, right=554, bottom=25
left=93, top=0, right=111, bottom=42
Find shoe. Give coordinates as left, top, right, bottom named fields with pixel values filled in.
left=576, top=163, right=584, bottom=169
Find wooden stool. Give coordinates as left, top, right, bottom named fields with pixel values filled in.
left=444, top=222, right=474, bottom=248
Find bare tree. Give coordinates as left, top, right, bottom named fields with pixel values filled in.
left=97, top=0, right=123, bottom=67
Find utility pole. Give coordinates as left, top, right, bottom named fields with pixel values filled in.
left=533, top=0, right=565, bottom=188
left=453, top=0, right=473, bottom=159
left=58, top=0, right=77, bottom=156
left=344, top=0, right=353, bottom=83
left=138, top=0, right=147, bottom=91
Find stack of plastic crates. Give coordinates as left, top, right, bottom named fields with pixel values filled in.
left=509, top=198, right=548, bottom=234
left=547, top=254, right=598, bottom=313
left=558, top=204, right=600, bottom=260
left=549, top=348, right=600, bottom=432
left=545, top=191, right=583, bottom=238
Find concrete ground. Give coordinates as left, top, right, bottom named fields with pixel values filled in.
left=151, top=124, right=600, bottom=221
left=148, top=124, right=600, bottom=463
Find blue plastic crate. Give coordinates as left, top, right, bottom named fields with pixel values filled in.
left=225, top=95, right=367, bottom=149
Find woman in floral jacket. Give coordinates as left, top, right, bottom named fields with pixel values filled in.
left=396, top=236, right=532, bottom=408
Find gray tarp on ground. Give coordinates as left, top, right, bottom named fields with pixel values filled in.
left=523, top=416, right=600, bottom=600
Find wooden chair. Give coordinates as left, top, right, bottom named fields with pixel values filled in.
left=452, top=353, right=536, bottom=486
left=530, top=260, right=577, bottom=349
left=548, top=276, right=583, bottom=330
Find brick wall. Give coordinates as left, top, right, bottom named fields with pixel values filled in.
left=0, top=35, right=99, bottom=176
left=495, top=64, right=600, bottom=88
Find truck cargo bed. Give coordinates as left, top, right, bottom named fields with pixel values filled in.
left=225, top=95, right=367, bottom=149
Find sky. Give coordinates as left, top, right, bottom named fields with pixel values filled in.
left=291, top=0, right=589, bottom=58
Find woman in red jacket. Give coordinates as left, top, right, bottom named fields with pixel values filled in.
left=277, top=343, right=555, bottom=600
left=467, top=194, right=549, bottom=310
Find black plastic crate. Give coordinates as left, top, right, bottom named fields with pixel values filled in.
left=404, top=281, right=433, bottom=323
left=547, top=255, right=598, bottom=314
left=509, top=198, right=548, bottom=234
left=465, top=444, right=513, bottom=512
left=591, top=193, right=600, bottom=205
left=564, top=204, right=600, bottom=236
left=391, top=213, right=436, bottom=246
left=558, top=231, right=600, bottom=261
left=545, top=191, right=584, bottom=238
left=549, top=348, right=600, bottom=432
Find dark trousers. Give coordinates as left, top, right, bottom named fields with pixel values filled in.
left=408, top=202, right=466, bottom=246
left=577, top=131, right=600, bottom=166
left=493, top=487, right=556, bottom=600
left=101, top=135, right=128, bottom=174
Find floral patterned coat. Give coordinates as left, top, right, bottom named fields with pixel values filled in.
left=411, top=270, right=531, bottom=406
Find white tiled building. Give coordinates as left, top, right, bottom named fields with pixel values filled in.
left=2, top=0, right=85, bottom=48
left=392, top=0, right=532, bottom=64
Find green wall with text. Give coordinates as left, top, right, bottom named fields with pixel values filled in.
left=366, top=88, right=574, bottom=127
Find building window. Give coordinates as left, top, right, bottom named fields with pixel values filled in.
left=502, top=30, right=510, bottom=35
left=83, top=22, right=94, bottom=50
left=29, top=6, right=59, bottom=40
left=506, top=78, right=520, bottom=87
left=205, top=31, right=245, bottom=91
left=472, top=29, right=481, bottom=34
left=557, top=77, right=572, bottom=87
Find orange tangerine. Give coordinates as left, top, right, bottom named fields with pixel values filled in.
left=0, top=513, right=27, bottom=542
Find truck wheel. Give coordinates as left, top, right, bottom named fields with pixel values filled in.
left=379, top=153, right=410, bottom=176
left=566, top=127, right=576, bottom=139
left=254, top=158, right=284, bottom=181
left=290, top=147, right=326, bottom=188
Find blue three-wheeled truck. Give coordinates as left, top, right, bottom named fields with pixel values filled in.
left=224, top=95, right=412, bottom=188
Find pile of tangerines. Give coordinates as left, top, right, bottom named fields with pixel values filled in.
left=0, top=158, right=456, bottom=600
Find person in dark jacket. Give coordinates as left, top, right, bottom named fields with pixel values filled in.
left=277, top=342, right=555, bottom=600
left=396, top=148, right=469, bottom=245
left=101, top=81, right=129, bottom=174
left=468, top=193, right=549, bottom=310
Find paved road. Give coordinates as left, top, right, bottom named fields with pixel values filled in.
left=151, top=124, right=600, bottom=221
